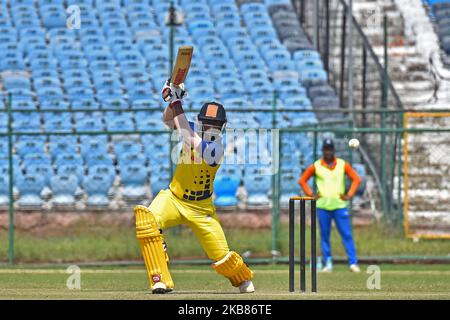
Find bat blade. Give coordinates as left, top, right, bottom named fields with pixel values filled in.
left=170, top=46, right=193, bottom=87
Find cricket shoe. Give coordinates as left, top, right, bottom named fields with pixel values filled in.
left=320, top=265, right=333, bottom=273
left=320, top=258, right=333, bottom=272
left=165, top=286, right=174, bottom=293
left=152, top=282, right=167, bottom=294
left=349, top=264, right=361, bottom=273
left=239, top=280, right=255, bottom=293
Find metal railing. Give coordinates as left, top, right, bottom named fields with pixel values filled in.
left=2, top=92, right=450, bottom=263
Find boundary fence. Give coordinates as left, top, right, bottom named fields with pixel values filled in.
left=2, top=92, right=450, bottom=264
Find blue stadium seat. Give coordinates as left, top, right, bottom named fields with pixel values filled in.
left=43, top=112, right=73, bottom=133
left=149, top=164, right=171, bottom=195
left=36, top=87, right=65, bottom=102
left=71, top=99, right=100, bottom=111
left=33, top=76, right=61, bottom=88
left=11, top=99, right=37, bottom=111
left=16, top=174, right=45, bottom=207
left=3, top=75, right=31, bottom=90
left=244, top=174, right=271, bottom=207
left=279, top=170, right=300, bottom=206
left=76, top=117, right=105, bottom=132
left=131, top=98, right=160, bottom=109
left=293, top=49, right=321, bottom=61
left=11, top=0, right=36, bottom=6
left=83, top=174, right=112, bottom=207
left=48, top=140, right=77, bottom=158
left=23, top=153, right=52, bottom=167
left=283, top=95, right=312, bottom=109
left=0, top=138, right=9, bottom=153
left=7, top=87, right=33, bottom=100
left=25, top=164, right=54, bottom=186
left=80, top=138, right=108, bottom=157
left=16, top=140, right=45, bottom=157
left=55, top=153, right=83, bottom=167
left=265, top=0, right=291, bottom=6
left=41, top=7, right=66, bottom=28
left=121, top=164, right=148, bottom=200
left=213, top=175, right=240, bottom=207
left=87, top=164, right=115, bottom=184
left=48, top=135, right=76, bottom=147
left=50, top=175, right=79, bottom=207
left=215, top=11, right=241, bottom=23
left=0, top=154, right=21, bottom=170
left=85, top=153, right=114, bottom=167
left=12, top=112, right=40, bottom=133
left=241, top=2, right=267, bottom=14
left=297, top=58, right=324, bottom=71
left=117, top=152, right=146, bottom=168
left=142, top=134, right=169, bottom=153
left=223, top=97, right=254, bottom=109
left=114, top=140, right=142, bottom=156
left=300, top=69, right=328, bottom=87
left=79, top=134, right=108, bottom=146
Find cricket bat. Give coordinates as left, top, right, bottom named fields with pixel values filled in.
left=170, top=46, right=193, bottom=87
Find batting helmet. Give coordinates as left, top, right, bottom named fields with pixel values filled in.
left=197, top=102, right=227, bottom=127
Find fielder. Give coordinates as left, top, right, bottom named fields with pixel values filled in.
left=133, top=80, right=254, bottom=294
left=299, top=138, right=361, bottom=272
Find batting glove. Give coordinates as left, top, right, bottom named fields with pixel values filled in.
left=162, top=79, right=187, bottom=104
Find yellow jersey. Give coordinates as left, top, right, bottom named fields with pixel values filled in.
left=169, top=123, right=223, bottom=202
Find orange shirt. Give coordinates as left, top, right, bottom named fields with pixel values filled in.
left=298, top=158, right=361, bottom=197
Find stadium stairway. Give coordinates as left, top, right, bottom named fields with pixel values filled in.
left=349, top=0, right=450, bottom=107
left=349, top=0, right=450, bottom=234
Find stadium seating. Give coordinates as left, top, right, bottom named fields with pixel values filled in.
left=0, top=0, right=360, bottom=210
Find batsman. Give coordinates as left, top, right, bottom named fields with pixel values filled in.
left=133, top=79, right=254, bottom=293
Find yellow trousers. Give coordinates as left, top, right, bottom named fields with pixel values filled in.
left=148, top=189, right=230, bottom=261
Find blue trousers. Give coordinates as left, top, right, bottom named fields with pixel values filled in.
left=318, top=207, right=358, bottom=265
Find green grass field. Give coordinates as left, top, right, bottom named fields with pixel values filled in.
left=1, top=264, right=449, bottom=300
left=1, top=223, right=449, bottom=263
left=2, top=219, right=449, bottom=300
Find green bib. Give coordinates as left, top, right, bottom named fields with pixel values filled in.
left=314, top=158, right=347, bottom=210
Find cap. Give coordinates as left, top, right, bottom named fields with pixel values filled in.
left=322, top=138, right=335, bottom=149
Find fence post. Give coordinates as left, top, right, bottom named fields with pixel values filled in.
left=313, top=130, right=318, bottom=195
left=339, top=11, right=347, bottom=108
left=7, top=93, right=14, bottom=265
left=397, top=113, right=404, bottom=230
left=389, top=116, right=398, bottom=225
left=271, top=91, right=280, bottom=256
left=380, top=14, right=389, bottom=223
left=167, top=1, right=178, bottom=179
left=361, top=46, right=367, bottom=130
left=347, top=0, right=354, bottom=118
left=324, top=0, right=330, bottom=72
